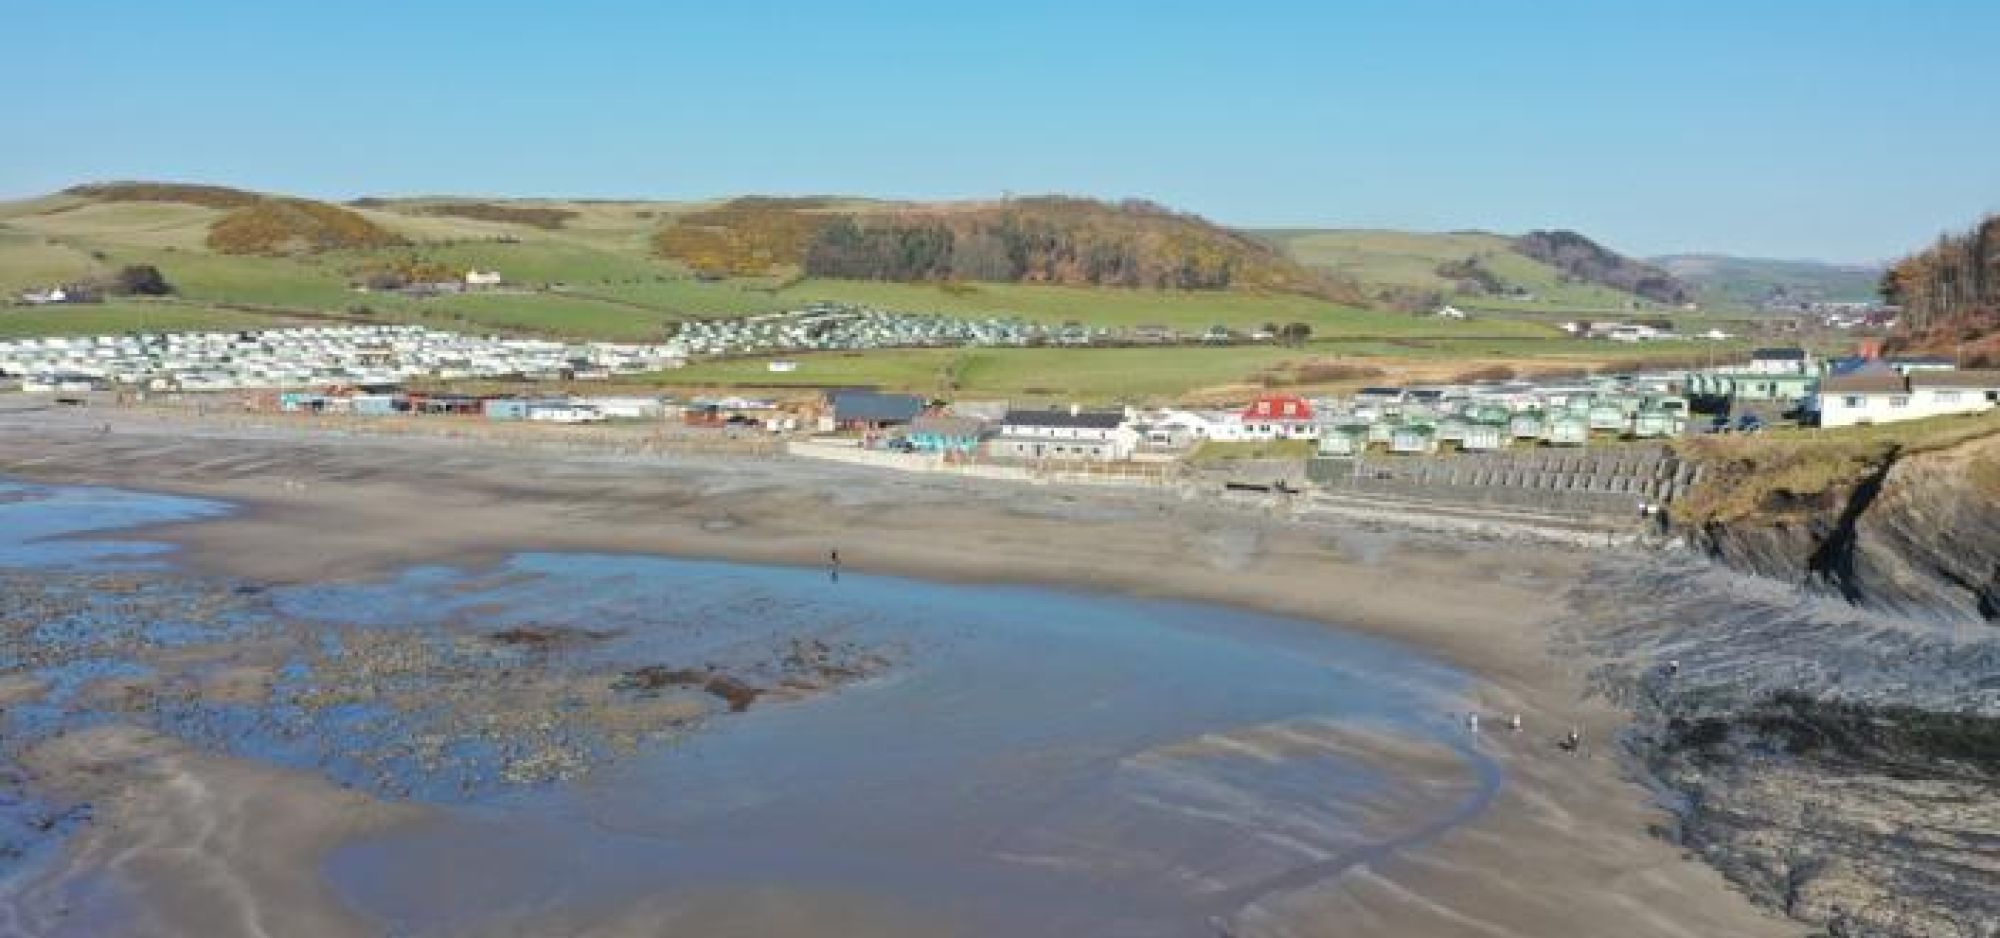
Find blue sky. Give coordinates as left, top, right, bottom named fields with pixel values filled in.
left=5, top=0, right=1996, bottom=262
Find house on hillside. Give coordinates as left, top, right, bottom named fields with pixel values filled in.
left=465, top=270, right=504, bottom=287
left=989, top=406, right=1132, bottom=462
left=18, top=287, right=71, bottom=305
left=827, top=389, right=924, bottom=430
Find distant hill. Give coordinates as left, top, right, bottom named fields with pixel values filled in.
left=651, top=196, right=1359, bottom=302
left=65, top=181, right=405, bottom=254
left=1651, top=253, right=1882, bottom=308
left=65, top=181, right=265, bottom=210
left=1512, top=230, right=1691, bottom=306
left=0, top=184, right=1403, bottom=343
left=1255, top=228, right=1686, bottom=312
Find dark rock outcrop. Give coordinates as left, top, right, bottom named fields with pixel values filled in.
left=1561, top=555, right=2000, bottom=938
left=1685, top=434, right=2000, bottom=625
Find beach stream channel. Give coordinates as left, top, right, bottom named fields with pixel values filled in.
left=0, top=479, right=1499, bottom=936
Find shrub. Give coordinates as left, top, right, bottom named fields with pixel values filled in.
left=207, top=199, right=406, bottom=254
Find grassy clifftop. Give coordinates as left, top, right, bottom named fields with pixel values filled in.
left=1671, top=412, right=2000, bottom=526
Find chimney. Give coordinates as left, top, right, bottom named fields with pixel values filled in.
left=1857, top=337, right=1884, bottom=360
left=1069, top=403, right=1080, bottom=417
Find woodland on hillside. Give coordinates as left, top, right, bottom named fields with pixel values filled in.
left=1513, top=230, right=1691, bottom=305
left=1882, top=215, right=2000, bottom=332
left=652, top=196, right=1358, bottom=301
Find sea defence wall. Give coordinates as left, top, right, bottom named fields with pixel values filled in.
left=1305, top=444, right=1699, bottom=519
left=785, top=441, right=1171, bottom=488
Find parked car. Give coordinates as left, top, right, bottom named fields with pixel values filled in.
left=1733, top=414, right=1766, bottom=433
left=1702, top=415, right=1732, bottom=434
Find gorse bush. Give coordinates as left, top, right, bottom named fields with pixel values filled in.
left=207, top=199, right=406, bottom=254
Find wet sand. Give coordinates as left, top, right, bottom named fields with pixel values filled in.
left=0, top=401, right=1801, bottom=937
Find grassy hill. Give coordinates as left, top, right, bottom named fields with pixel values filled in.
left=0, top=182, right=1757, bottom=399
left=651, top=196, right=1360, bottom=301
left=1652, top=254, right=1883, bottom=308
left=1256, top=229, right=1643, bottom=311
left=0, top=184, right=1405, bottom=342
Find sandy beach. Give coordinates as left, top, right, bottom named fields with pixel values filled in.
left=0, top=400, right=1800, bottom=938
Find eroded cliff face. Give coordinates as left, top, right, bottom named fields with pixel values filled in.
left=1687, top=434, right=2000, bottom=624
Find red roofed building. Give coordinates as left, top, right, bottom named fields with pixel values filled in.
left=1236, top=394, right=1319, bottom=440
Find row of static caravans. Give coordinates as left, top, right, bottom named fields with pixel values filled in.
left=1318, top=399, right=1689, bottom=456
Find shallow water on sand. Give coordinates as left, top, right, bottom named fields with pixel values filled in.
left=0, top=480, right=1498, bottom=936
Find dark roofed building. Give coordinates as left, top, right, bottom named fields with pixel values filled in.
left=1000, top=407, right=1124, bottom=430
left=1909, top=369, right=2000, bottom=391
left=1820, top=368, right=1908, bottom=396
left=828, top=390, right=924, bottom=429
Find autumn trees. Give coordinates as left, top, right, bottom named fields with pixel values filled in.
left=652, top=196, right=1361, bottom=301
left=1881, top=215, right=2000, bottom=333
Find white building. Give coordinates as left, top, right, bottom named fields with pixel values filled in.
left=1746, top=347, right=1810, bottom=375
left=465, top=270, right=503, bottom=287
left=987, top=406, right=1135, bottom=462
left=1815, top=365, right=2000, bottom=428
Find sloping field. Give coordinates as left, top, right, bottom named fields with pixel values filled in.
left=0, top=228, right=105, bottom=288
left=1259, top=228, right=1661, bottom=311
left=4, top=200, right=223, bottom=251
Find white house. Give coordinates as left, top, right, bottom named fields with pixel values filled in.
left=1815, top=365, right=2000, bottom=428
left=1435, top=305, right=1469, bottom=320
left=1233, top=394, right=1319, bottom=441
left=465, top=270, right=504, bottom=287
left=988, top=406, right=1135, bottom=462
left=1909, top=369, right=2000, bottom=417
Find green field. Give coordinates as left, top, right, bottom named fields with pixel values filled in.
left=1256, top=228, right=1688, bottom=313
left=2, top=196, right=1575, bottom=343
left=648, top=336, right=1745, bottom=403
left=0, top=187, right=1755, bottom=400
left=0, top=300, right=291, bottom=339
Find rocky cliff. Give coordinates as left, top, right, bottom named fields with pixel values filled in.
left=1589, top=426, right=2000, bottom=937
left=1677, top=426, right=2000, bottom=625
